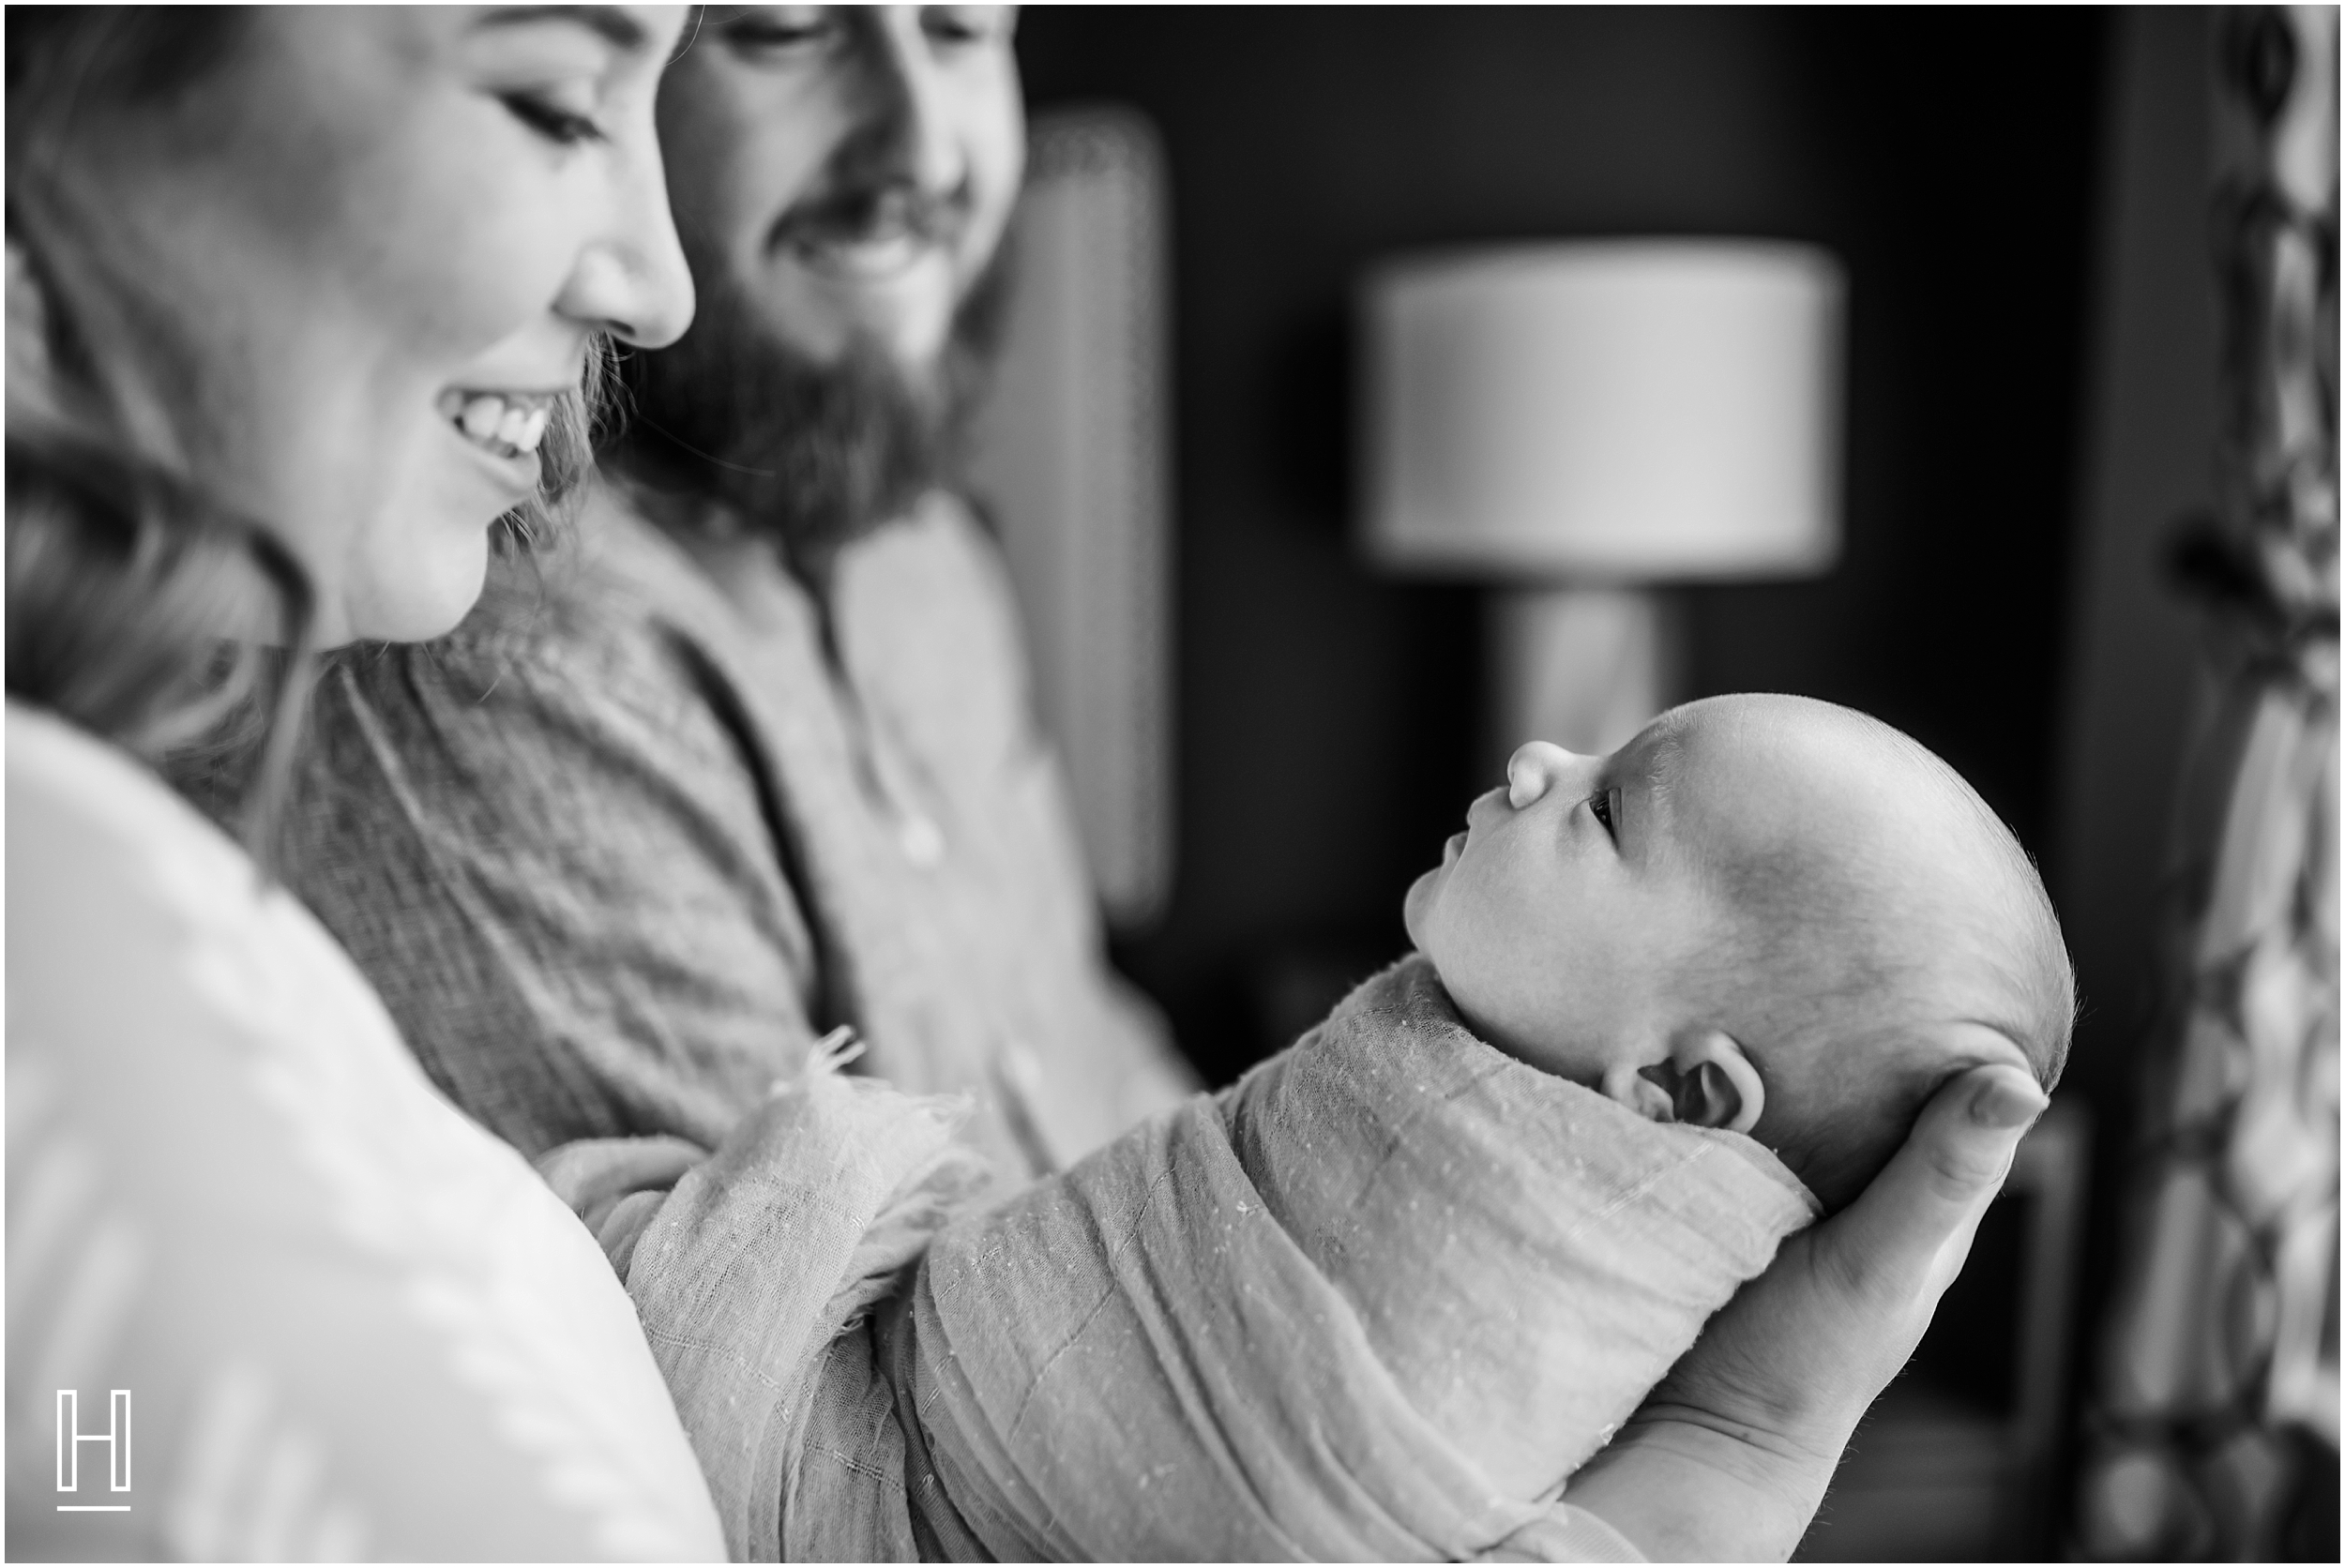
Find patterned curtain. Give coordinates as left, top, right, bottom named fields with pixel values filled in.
left=2076, top=7, right=2338, bottom=1560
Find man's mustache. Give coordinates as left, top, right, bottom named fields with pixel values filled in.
left=765, top=181, right=973, bottom=256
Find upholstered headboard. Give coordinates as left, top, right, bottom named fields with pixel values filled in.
left=964, top=107, right=1175, bottom=928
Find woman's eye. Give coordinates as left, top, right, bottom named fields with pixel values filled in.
left=503, top=92, right=604, bottom=147
left=1589, top=789, right=1617, bottom=836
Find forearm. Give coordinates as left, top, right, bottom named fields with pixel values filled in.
left=1566, top=1407, right=1841, bottom=1562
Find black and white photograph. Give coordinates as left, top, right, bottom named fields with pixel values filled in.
left=6, top=5, right=2337, bottom=1562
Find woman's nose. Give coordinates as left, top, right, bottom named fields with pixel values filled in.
left=557, top=139, right=696, bottom=351
left=1505, top=741, right=1584, bottom=808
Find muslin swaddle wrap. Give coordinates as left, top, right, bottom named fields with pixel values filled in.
left=624, top=957, right=1815, bottom=1560
left=899, top=956, right=1819, bottom=1560
left=613, top=1048, right=989, bottom=1561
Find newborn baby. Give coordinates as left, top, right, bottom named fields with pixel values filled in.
left=894, top=691, right=2077, bottom=1557
left=1408, top=690, right=2073, bottom=1214
left=614, top=691, right=2078, bottom=1560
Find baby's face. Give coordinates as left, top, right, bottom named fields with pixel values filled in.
left=1406, top=696, right=2022, bottom=1075
left=1403, top=711, right=1727, bottom=1086
left=1409, top=694, right=2054, bottom=1204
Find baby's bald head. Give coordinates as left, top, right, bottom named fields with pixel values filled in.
left=1406, top=692, right=2073, bottom=1214
left=1661, top=695, right=2075, bottom=1209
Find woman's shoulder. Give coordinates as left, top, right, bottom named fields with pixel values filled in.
left=9, top=700, right=247, bottom=890
left=5, top=702, right=725, bottom=1560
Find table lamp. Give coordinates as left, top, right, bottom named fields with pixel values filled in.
left=1358, top=240, right=1845, bottom=767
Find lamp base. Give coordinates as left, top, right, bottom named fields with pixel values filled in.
left=1486, top=585, right=1684, bottom=773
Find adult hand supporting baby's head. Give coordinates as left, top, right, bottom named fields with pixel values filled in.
left=1561, top=1062, right=2047, bottom=1561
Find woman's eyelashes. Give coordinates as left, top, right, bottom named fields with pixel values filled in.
left=502, top=91, right=605, bottom=147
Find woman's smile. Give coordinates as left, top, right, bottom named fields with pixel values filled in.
left=435, top=384, right=565, bottom=501
left=437, top=386, right=557, bottom=458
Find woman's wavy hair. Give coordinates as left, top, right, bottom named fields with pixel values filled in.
left=6, top=8, right=605, bottom=861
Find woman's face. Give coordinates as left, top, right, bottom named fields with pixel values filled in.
left=88, top=7, right=696, bottom=644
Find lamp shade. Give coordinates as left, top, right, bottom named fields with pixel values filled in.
left=1358, top=240, right=1845, bottom=581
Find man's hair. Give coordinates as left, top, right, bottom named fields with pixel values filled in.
left=605, top=242, right=1011, bottom=565
left=1678, top=703, right=2079, bottom=1212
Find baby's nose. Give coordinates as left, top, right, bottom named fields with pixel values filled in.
left=1505, top=741, right=1581, bottom=808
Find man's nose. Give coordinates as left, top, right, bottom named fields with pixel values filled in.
left=846, top=8, right=966, bottom=196
left=1505, top=741, right=1586, bottom=808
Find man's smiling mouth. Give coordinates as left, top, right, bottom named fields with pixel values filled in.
left=795, top=228, right=934, bottom=281
left=768, top=182, right=971, bottom=278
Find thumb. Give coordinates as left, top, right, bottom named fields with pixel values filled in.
left=1816, top=1063, right=2045, bottom=1307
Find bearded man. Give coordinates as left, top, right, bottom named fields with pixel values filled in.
left=269, top=6, right=1197, bottom=1178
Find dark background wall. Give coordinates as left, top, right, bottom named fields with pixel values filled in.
left=1017, top=6, right=2113, bottom=1084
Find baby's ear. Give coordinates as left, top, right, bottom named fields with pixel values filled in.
left=1598, top=1061, right=1678, bottom=1123
left=1665, top=1031, right=1764, bottom=1134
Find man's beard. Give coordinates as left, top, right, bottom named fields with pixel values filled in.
left=612, top=252, right=1009, bottom=562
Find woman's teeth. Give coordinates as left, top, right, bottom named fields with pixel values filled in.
left=448, top=392, right=551, bottom=458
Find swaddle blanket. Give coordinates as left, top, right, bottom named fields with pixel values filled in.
left=620, top=958, right=1815, bottom=1560
left=603, top=1038, right=989, bottom=1561
left=897, top=956, right=1820, bottom=1560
